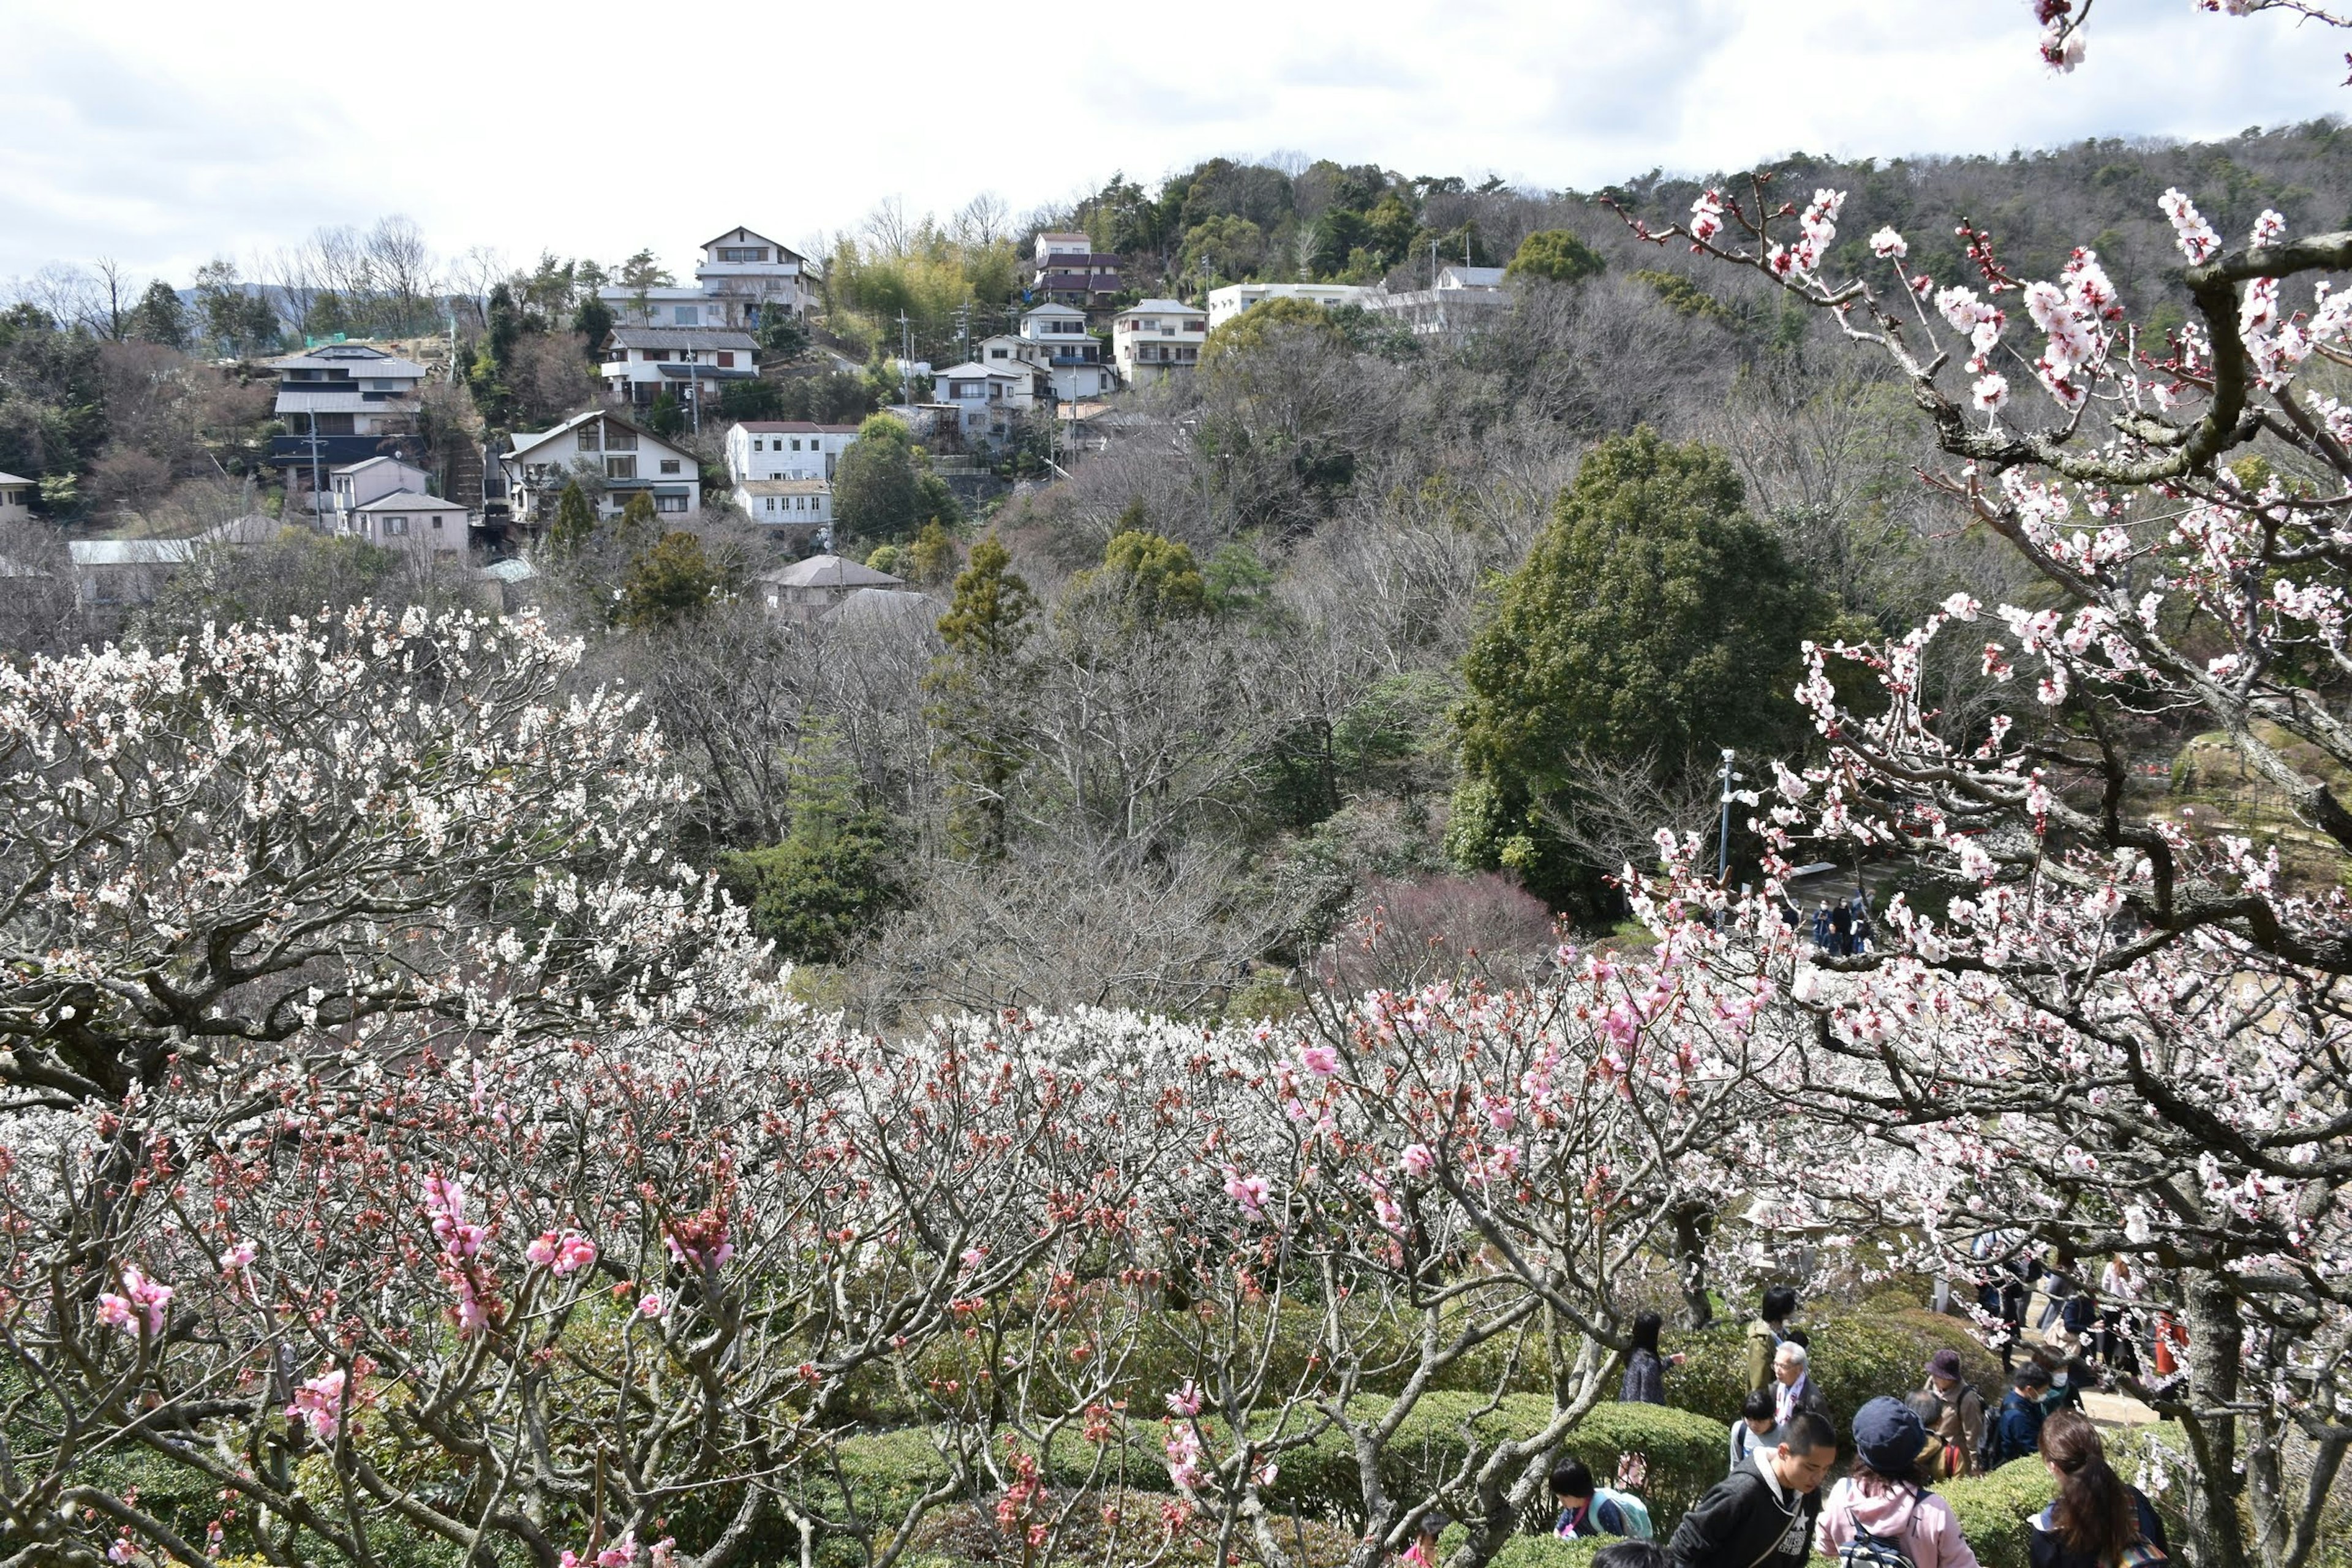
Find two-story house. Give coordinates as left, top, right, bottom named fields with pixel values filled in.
left=1206, top=281, right=1373, bottom=330
left=601, top=326, right=760, bottom=419
left=1014, top=303, right=1115, bottom=400
left=1031, top=232, right=1123, bottom=314
left=265, top=343, right=429, bottom=509
left=930, top=362, right=1025, bottom=440
left=318, top=457, right=469, bottom=559
left=971, top=336, right=1049, bottom=404
left=725, top=420, right=860, bottom=534
left=1112, top=300, right=1208, bottom=385
left=600, top=227, right=818, bottom=330
left=500, top=409, right=701, bottom=531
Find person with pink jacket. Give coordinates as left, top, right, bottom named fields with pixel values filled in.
left=1814, top=1398, right=1983, bottom=1568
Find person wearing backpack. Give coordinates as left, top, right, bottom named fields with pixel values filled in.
left=1551, top=1458, right=1653, bottom=1539
left=1986, top=1362, right=2051, bottom=1470
left=2027, top=1411, right=2169, bottom=1568
left=1667, top=1411, right=1835, bottom=1568
left=1815, top=1397, right=1983, bottom=1568
left=1918, top=1349, right=1986, bottom=1477
left=1746, top=1284, right=1800, bottom=1394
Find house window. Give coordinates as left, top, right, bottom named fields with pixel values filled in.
left=578, top=424, right=601, bottom=452
left=765, top=497, right=777, bottom=513
left=673, top=306, right=699, bottom=326
left=791, top=439, right=802, bottom=450
left=753, top=438, right=764, bottom=451
left=660, top=459, right=680, bottom=475
left=607, top=456, right=637, bottom=480
left=432, top=516, right=444, bottom=530
left=606, top=430, right=636, bottom=451
left=717, top=352, right=734, bottom=368
left=655, top=494, right=688, bottom=514
left=383, top=516, right=409, bottom=535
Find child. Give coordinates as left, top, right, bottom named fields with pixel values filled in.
left=1551, top=1458, right=1636, bottom=1538
left=1400, top=1510, right=1449, bottom=1566
left=1730, top=1386, right=1779, bottom=1474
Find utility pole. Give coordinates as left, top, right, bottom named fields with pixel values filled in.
left=307, top=409, right=325, bottom=529
left=1716, top=748, right=1739, bottom=884
left=896, top=311, right=913, bottom=407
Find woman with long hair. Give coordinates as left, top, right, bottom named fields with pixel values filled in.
left=2029, top=1411, right=2168, bottom=1568
left=1620, top=1310, right=1684, bottom=1405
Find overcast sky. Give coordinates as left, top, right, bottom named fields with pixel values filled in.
left=2, top=0, right=2343, bottom=285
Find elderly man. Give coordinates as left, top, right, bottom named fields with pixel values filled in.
left=1773, top=1340, right=1830, bottom=1431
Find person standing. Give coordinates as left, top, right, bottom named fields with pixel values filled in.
left=1773, top=1341, right=1829, bottom=1431
left=1989, top=1362, right=2051, bottom=1468
left=1815, top=1398, right=1983, bottom=1568
left=2097, top=1254, right=2141, bottom=1378
left=1667, top=1411, right=1836, bottom=1568
left=1620, top=1310, right=1686, bottom=1405
left=1729, top=1387, right=1780, bottom=1475
left=1830, top=900, right=1853, bottom=956
left=1916, top=1349, right=1986, bottom=1477
left=2027, top=1412, right=2169, bottom=1568
left=1746, top=1285, right=1798, bottom=1394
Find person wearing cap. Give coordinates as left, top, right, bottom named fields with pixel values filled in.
left=1815, top=1396, right=1983, bottom=1568
left=1918, top=1348, right=1987, bottom=1477
left=1989, top=1361, right=2052, bottom=1468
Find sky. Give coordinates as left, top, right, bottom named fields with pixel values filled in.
left=2, top=0, right=2346, bottom=286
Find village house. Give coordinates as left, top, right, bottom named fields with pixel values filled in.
left=0, top=472, right=32, bottom=526
left=756, top=553, right=908, bottom=623
left=1031, top=232, right=1123, bottom=314
left=725, top=421, right=860, bottom=483
left=499, top=409, right=701, bottom=530
left=264, top=343, right=430, bottom=509
left=930, top=361, right=1026, bottom=441
left=1112, top=300, right=1208, bottom=385
left=1015, top=304, right=1116, bottom=400
left=1360, top=263, right=1511, bottom=336
left=600, top=326, right=759, bottom=421
left=1205, top=281, right=1372, bottom=330
left=599, top=226, right=818, bottom=330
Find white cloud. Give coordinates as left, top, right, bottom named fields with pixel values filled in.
left=0, top=0, right=2340, bottom=284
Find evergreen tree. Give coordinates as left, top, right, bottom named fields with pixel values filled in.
left=570, top=293, right=614, bottom=356
left=1074, top=529, right=1208, bottom=625
left=548, top=481, right=597, bottom=554
left=903, top=519, right=959, bottom=587
left=1506, top=230, right=1608, bottom=285
left=930, top=534, right=1036, bottom=856
left=616, top=530, right=725, bottom=628
left=126, top=281, right=190, bottom=350
left=1448, top=426, right=1823, bottom=911
left=833, top=413, right=958, bottom=549
left=720, top=728, right=908, bottom=967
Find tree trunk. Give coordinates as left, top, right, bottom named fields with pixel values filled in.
left=2182, top=1272, right=2252, bottom=1568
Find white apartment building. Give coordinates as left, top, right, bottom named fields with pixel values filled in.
left=1361, top=264, right=1512, bottom=336
left=501, top=409, right=701, bottom=529
left=1112, top=300, right=1208, bottom=385
left=599, top=226, right=818, bottom=330
left=725, top=421, right=861, bottom=483
left=1206, top=281, right=1372, bottom=331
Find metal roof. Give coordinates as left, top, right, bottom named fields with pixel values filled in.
left=1120, top=300, right=1206, bottom=316
left=70, top=540, right=200, bottom=567
left=822, top=587, right=937, bottom=627
left=276, top=391, right=405, bottom=414
left=331, top=456, right=426, bottom=477
left=354, top=490, right=467, bottom=512
left=507, top=409, right=687, bottom=462
left=0, top=471, right=32, bottom=484
left=734, top=421, right=862, bottom=434
left=736, top=479, right=831, bottom=496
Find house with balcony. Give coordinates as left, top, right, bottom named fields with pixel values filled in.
left=1112, top=300, right=1207, bottom=385
left=1206, top=281, right=1373, bottom=330
left=264, top=344, right=429, bottom=508
left=1031, top=232, right=1123, bottom=314
left=725, top=421, right=861, bottom=484
left=601, top=326, right=758, bottom=418
left=0, top=472, right=32, bottom=526
left=1015, top=303, right=1115, bottom=399
left=930, top=362, right=1025, bottom=440
left=500, top=409, right=701, bottom=531
left=599, top=226, right=818, bottom=330
left=1360, top=264, right=1512, bottom=336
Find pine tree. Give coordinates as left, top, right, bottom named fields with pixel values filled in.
left=930, top=534, right=1036, bottom=855
left=548, top=481, right=598, bottom=554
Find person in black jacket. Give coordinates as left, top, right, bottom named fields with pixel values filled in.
left=1667, top=1410, right=1836, bottom=1568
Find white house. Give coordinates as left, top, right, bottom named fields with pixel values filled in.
left=931, top=362, right=1025, bottom=438
left=756, top=553, right=907, bottom=623
left=725, top=421, right=861, bottom=484
left=600, top=326, right=759, bottom=418
left=1205, top=281, right=1372, bottom=330
left=346, top=492, right=470, bottom=559
left=599, top=227, right=818, bottom=330
left=502, top=409, right=701, bottom=530
left=734, top=478, right=832, bottom=534
left=0, top=472, right=32, bottom=526
left=971, top=337, right=1047, bottom=405
left=1360, top=264, right=1512, bottom=336
left=1016, top=304, right=1115, bottom=399
left=1112, top=300, right=1208, bottom=385
left=322, top=457, right=432, bottom=527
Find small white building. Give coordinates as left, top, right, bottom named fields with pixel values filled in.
left=1360, top=264, right=1512, bottom=336
left=599, top=226, right=818, bottom=330
left=502, top=409, right=701, bottom=530
left=322, top=456, right=432, bottom=526
left=1112, top=300, right=1208, bottom=385
left=931, top=362, right=1025, bottom=439
left=347, top=492, right=470, bottom=558
left=0, top=472, right=33, bottom=526
left=600, top=326, right=759, bottom=416
left=1016, top=304, right=1115, bottom=399
left=725, top=421, right=861, bottom=484
left=756, top=553, right=907, bottom=623
left=735, top=478, right=832, bottom=532
left=1206, top=281, right=1372, bottom=330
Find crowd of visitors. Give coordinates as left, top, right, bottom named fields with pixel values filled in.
left=1399, top=1282, right=2176, bottom=1568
